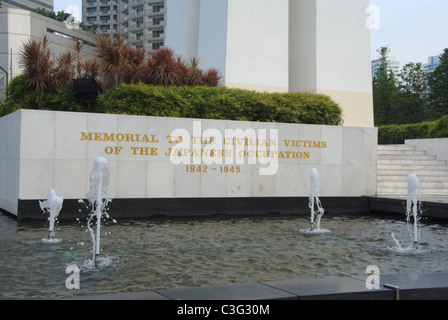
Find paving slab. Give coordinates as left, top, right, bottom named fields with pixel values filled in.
left=68, top=290, right=170, bottom=300
left=155, top=283, right=297, bottom=300
left=262, top=277, right=395, bottom=300
left=380, top=272, right=448, bottom=300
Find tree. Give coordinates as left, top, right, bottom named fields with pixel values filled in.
left=428, top=48, right=448, bottom=120
left=373, top=46, right=399, bottom=126
left=19, top=35, right=52, bottom=107
left=94, top=32, right=126, bottom=89
left=396, top=62, right=429, bottom=124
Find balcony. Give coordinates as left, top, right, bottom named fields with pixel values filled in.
left=147, top=17, right=165, bottom=29
left=128, top=34, right=145, bottom=43
left=147, top=6, right=166, bottom=17
left=127, top=10, right=145, bottom=20
left=126, top=22, right=144, bottom=33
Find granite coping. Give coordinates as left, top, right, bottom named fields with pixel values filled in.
left=156, top=283, right=297, bottom=301
left=379, top=272, right=448, bottom=300
left=71, top=272, right=448, bottom=300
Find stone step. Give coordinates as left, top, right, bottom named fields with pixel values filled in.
left=378, top=150, right=427, bottom=156
left=377, top=144, right=448, bottom=197
left=378, top=164, right=448, bottom=171
left=377, top=175, right=448, bottom=182
left=377, top=145, right=417, bottom=151
left=377, top=188, right=448, bottom=195
left=377, top=169, right=448, bottom=176
left=378, top=159, right=447, bottom=166
left=378, top=154, right=436, bottom=161
left=377, top=181, right=448, bottom=189
left=376, top=193, right=448, bottom=198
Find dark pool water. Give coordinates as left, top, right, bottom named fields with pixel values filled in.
left=1, top=212, right=447, bottom=299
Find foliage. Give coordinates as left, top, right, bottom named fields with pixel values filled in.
left=94, top=32, right=127, bottom=89
left=29, top=8, right=88, bottom=31
left=0, top=75, right=81, bottom=116
left=396, top=62, right=429, bottom=124
left=378, top=115, right=448, bottom=144
left=90, top=35, right=222, bottom=89
left=0, top=75, right=34, bottom=116
left=2, top=34, right=342, bottom=127
left=19, top=35, right=53, bottom=107
left=96, top=84, right=343, bottom=125
left=372, top=46, right=400, bottom=126
left=29, top=8, right=71, bottom=22
left=427, top=48, right=448, bottom=120
left=18, top=36, right=77, bottom=108
left=373, top=46, right=448, bottom=126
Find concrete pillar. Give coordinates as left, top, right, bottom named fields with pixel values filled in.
left=289, top=0, right=374, bottom=127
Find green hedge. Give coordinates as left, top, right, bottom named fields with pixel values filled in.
left=96, top=83, right=343, bottom=125
left=378, top=114, right=448, bottom=144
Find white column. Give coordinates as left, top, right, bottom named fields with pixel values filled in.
left=289, top=0, right=374, bottom=127
left=165, top=0, right=201, bottom=59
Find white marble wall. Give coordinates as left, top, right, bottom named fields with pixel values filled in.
left=0, top=110, right=378, bottom=215
left=0, top=111, right=21, bottom=215
left=405, top=138, right=448, bottom=162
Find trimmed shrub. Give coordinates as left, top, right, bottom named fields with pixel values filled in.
left=97, top=84, right=344, bottom=125
left=378, top=115, right=448, bottom=144
left=430, top=115, right=448, bottom=138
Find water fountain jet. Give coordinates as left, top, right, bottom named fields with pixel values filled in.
left=86, top=157, right=111, bottom=267
left=390, top=173, right=422, bottom=251
left=309, top=168, right=325, bottom=231
left=407, top=173, right=421, bottom=246
left=39, top=189, right=63, bottom=240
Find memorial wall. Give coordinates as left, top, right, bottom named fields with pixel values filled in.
left=0, top=110, right=377, bottom=218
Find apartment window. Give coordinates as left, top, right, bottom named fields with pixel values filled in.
left=152, top=41, right=163, bottom=50
left=152, top=29, right=163, bottom=38
left=152, top=16, right=164, bottom=25
left=153, top=4, right=164, bottom=13
left=136, top=32, right=143, bottom=40
left=136, top=19, right=144, bottom=28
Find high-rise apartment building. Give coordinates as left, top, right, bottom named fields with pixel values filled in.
left=82, top=0, right=118, bottom=35
left=423, top=55, right=441, bottom=74
left=82, top=0, right=166, bottom=51
left=119, top=0, right=165, bottom=50
left=0, top=0, right=53, bottom=11
left=371, top=57, right=400, bottom=78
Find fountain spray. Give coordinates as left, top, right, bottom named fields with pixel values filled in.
left=86, top=157, right=111, bottom=267
left=309, top=168, right=325, bottom=231
left=39, top=189, right=63, bottom=239
left=407, top=173, right=421, bottom=246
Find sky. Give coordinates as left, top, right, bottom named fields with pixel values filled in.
left=370, top=0, right=448, bottom=65
left=54, top=0, right=448, bottom=67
